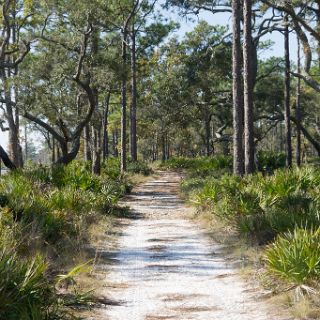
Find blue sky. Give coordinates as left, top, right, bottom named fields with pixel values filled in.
left=167, top=6, right=298, bottom=60
left=0, top=5, right=296, bottom=149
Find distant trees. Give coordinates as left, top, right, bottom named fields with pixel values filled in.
left=0, top=0, right=173, bottom=172
left=0, top=0, right=35, bottom=168
left=1, top=0, right=320, bottom=171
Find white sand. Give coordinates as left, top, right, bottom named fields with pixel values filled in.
left=95, top=172, right=290, bottom=320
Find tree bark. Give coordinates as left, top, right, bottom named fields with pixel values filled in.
left=243, top=0, right=255, bottom=174
left=284, top=14, right=292, bottom=167
left=84, top=124, right=92, bottom=161
left=52, top=136, right=56, bottom=163
left=112, top=130, right=118, bottom=157
left=161, top=133, right=166, bottom=162
left=232, top=0, right=244, bottom=175
left=0, top=145, right=16, bottom=170
left=130, top=23, right=138, bottom=162
left=103, top=92, right=110, bottom=160
left=317, top=1, right=320, bottom=68
left=296, top=35, right=302, bottom=166
left=55, top=138, right=81, bottom=165
left=205, top=116, right=211, bottom=156
left=121, top=29, right=128, bottom=172
left=0, top=4, right=24, bottom=169
left=92, top=126, right=101, bottom=175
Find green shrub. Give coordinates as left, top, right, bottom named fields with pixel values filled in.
left=52, top=162, right=102, bottom=191
left=0, top=160, right=134, bottom=318
left=0, top=160, right=130, bottom=246
left=265, top=228, right=320, bottom=284
left=0, top=248, right=54, bottom=320
left=186, top=167, right=320, bottom=243
left=257, top=151, right=286, bottom=172
left=102, top=158, right=121, bottom=179
left=127, top=161, right=153, bottom=176
left=161, top=156, right=232, bottom=178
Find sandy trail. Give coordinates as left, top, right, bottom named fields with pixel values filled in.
left=95, top=171, right=290, bottom=320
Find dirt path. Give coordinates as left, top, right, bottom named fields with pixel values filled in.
left=94, top=171, right=290, bottom=320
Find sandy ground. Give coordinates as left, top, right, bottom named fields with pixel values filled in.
left=90, top=171, right=291, bottom=320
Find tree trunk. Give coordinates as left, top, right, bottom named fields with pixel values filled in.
left=317, top=1, right=320, bottom=68
left=52, top=136, right=56, bottom=163
left=284, top=14, right=292, bottom=167
left=205, top=116, right=211, bottom=156
left=56, top=139, right=81, bottom=165
left=121, top=29, right=128, bottom=172
left=92, top=126, right=101, bottom=175
left=161, top=134, right=166, bottom=162
left=296, top=35, right=302, bottom=166
left=7, top=121, right=23, bottom=167
left=24, top=124, right=28, bottom=161
left=103, top=92, right=110, bottom=160
left=0, top=13, right=23, bottom=168
left=0, top=145, right=16, bottom=170
left=84, top=124, right=92, bottom=161
left=130, top=24, right=138, bottom=162
left=243, top=0, right=255, bottom=174
left=232, top=0, right=244, bottom=175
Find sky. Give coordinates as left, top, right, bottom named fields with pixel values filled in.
left=0, top=5, right=298, bottom=150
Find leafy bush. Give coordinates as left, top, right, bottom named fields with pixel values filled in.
left=185, top=167, right=320, bottom=243
left=0, top=158, right=150, bottom=317
left=127, top=160, right=153, bottom=176
left=0, top=159, right=131, bottom=246
left=257, top=151, right=286, bottom=172
left=0, top=248, right=54, bottom=320
left=102, top=158, right=152, bottom=178
left=161, top=156, right=232, bottom=177
left=101, top=158, right=122, bottom=179
left=265, top=228, right=320, bottom=284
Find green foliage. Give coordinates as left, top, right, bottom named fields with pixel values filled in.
left=0, top=248, right=53, bottom=320
left=127, top=160, right=153, bottom=176
left=102, top=158, right=122, bottom=179
left=161, top=156, right=232, bottom=176
left=184, top=166, right=320, bottom=243
left=265, top=228, right=320, bottom=284
left=257, top=151, right=286, bottom=172
left=0, top=159, right=136, bottom=318
left=0, top=161, right=129, bottom=244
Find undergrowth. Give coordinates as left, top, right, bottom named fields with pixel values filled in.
left=0, top=159, right=151, bottom=318
left=162, top=156, right=320, bottom=292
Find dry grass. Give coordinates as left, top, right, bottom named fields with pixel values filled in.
left=160, top=293, right=207, bottom=302
left=171, top=305, right=221, bottom=313
left=145, top=315, right=176, bottom=320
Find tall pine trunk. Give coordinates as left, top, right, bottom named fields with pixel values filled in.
left=284, top=14, right=292, bottom=167
left=243, top=0, right=255, bottom=174
left=130, top=24, right=138, bottom=162
left=92, top=126, right=101, bottom=175
left=84, top=124, right=92, bottom=161
left=121, top=29, right=127, bottom=172
left=296, top=35, right=302, bottom=166
left=103, top=92, right=110, bottom=160
left=232, top=0, right=244, bottom=175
